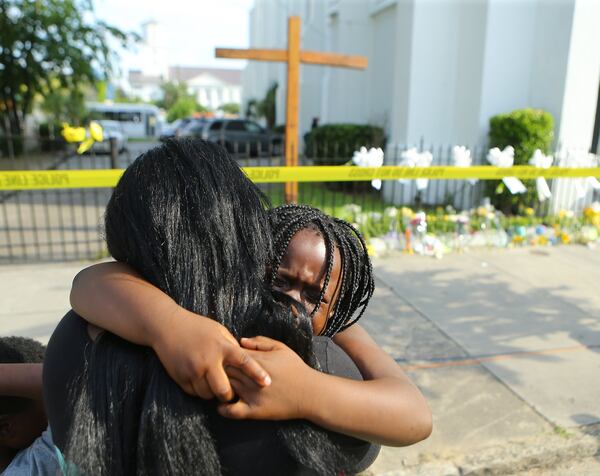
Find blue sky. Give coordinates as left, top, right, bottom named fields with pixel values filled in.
left=93, top=0, right=254, bottom=72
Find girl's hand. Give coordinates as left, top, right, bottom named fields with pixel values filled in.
left=152, top=312, right=271, bottom=402
left=217, top=336, right=319, bottom=420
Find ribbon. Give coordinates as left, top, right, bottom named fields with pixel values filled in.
left=487, top=146, right=527, bottom=194
left=398, top=148, right=433, bottom=191
left=452, top=146, right=477, bottom=185
left=61, top=121, right=104, bottom=154
left=351, top=146, right=384, bottom=190
left=563, top=151, right=600, bottom=199
left=529, top=149, right=553, bottom=201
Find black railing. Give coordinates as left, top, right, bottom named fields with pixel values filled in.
left=1, top=136, right=599, bottom=263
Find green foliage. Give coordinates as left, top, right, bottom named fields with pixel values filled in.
left=167, top=97, right=196, bottom=123
left=166, top=97, right=208, bottom=123
left=272, top=124, right=286, bottom=134
left=113, top=87, right=143, bottom=104
left=304, top=124, right=386, bottom=166
left=157, top=81, right=209, bottom=122
left=0, top=0, right=134, bottom=136
left=155, top=81, right=190, bottom=111
left=258, top=82, right=277, bottom=129
left=244, top=82, right=278, bottom=128
left=41, top=87, right=87, bottom=125
left=245, top=99, right=259, bottom=120
left=487, top=108, right=554, bottom=213
left=218, top=102, right=240, bottom=115
left=96, top=81, right=108, bottom=102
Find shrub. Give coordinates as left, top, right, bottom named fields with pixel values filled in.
left=487, top=108, right=554, bottom=214
left=38, top=123, right=67, bottom=152
left=304, top=124, right=386, bottom=166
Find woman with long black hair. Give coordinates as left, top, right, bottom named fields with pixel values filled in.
left=42, top=139, right=373, bottom=475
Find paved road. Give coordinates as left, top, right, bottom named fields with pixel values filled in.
left=1, top=246, right=599, bottom=474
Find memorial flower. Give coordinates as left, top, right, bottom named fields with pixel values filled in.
left=487, top=146, right=527, bottom=194
left=529, top=149, right=553, bottom=201
left=452, top=145, right=477, bottom=185
left=398, top=148, right=433, bottom=191
left=351, top=146, right=385, bottom=190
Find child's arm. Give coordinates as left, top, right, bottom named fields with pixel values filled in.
left=70, top=262, right=271, bottom=401
left=0, top=363, right=43, bottom=401
left=220, top=331, right=432, bottom=447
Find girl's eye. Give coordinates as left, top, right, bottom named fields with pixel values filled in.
left=305, top=291, right=321, bottom=305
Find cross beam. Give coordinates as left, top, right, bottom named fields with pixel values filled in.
left=216, top=16, right=368, bottom=203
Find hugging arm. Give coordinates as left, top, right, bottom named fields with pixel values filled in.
left=71, top=262, right=432, bottom=447
left=0, top=364, right=43, bottom=402
left=221, top=328, right=432, bottom=447
left=70, top=262, right=271, bottom=401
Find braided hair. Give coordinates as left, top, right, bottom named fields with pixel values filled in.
left=269, top=204, right=375, bottom=337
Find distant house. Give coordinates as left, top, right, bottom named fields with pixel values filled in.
left=127, top=70, right=164, bottom=102
left=124, top=21, right=241, bottom=111
left=169, top=66, right=242, bottom=111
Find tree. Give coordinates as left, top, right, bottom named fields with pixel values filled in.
left=245, top=98, right=259, bottom=120
left=166, top=97, right=208, bottom=123
left=41, top=86, right=87, bottom=126
left=155, top=81, right=190, bottom=111
left=218, top=102, right=240, bottom=115
left=0, top=0, right=133, bottom=135
left=244, top=82, right=278, bottom=128
left=257, top=82, right=278, bottom=129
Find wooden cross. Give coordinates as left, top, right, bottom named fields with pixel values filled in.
left=216, top=16, right=368, bottom=203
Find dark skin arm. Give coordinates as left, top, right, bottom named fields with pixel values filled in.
left=220, top=328, right=432, bottom=447
left=70, top=262, right=271, bottom=402
left=0, top=364, right=43, bottom=402
left=71, top=262, right=432, bottom=446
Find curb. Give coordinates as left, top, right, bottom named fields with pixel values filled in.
left=368, top=424, right=600, bottom=476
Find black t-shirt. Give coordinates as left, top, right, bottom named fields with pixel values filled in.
left=43, top=311, right=379, bottom=474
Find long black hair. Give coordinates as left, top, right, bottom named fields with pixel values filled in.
left=64, top=139, right=357, bottom=475
left=269, top=204, right=375, bottom=337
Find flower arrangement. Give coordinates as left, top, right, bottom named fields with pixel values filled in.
left=339, top=202, right=600, bottom=258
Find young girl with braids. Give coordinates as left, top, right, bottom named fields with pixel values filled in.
left=68, top=203, right=432, bottom=448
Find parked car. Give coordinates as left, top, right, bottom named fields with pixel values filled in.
left=176, top=118, right=210, bottom=138
left=91, top=120, right=128, bottom=154
left=196, top=119, right=283, bottom=156
left=159, top=117, right=192, bottom=141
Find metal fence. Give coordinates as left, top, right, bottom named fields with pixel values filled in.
left=1, top=136, right=599, bottom=263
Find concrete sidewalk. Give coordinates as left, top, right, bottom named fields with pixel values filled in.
left=1, top=247, right=600, bottom=474
left=364, top=246, right=600, bottom=475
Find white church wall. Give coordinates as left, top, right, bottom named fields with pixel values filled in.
left=388, top=0, right=415, bottom=147
left=555, top=0, right=600, bottom=149
left=449, top=0, right=488, bottom=148
left=367, top=3, right=396, bottom=136
left=528, top=0, right=573, bottom=142
left=550, top=0, right=600, bottom=213
left=405, top=0, right=462, bottom=146
left=477, top=0, right=538, bottom=145
left=321, top=0, right=371, bottom=125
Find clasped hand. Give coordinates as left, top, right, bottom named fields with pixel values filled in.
left=153, top=313, right=314, bottom=420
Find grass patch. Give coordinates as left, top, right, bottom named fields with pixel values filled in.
left=263, top=182, right=384, bottom=213
left=553, top=426, right=573, bottom=439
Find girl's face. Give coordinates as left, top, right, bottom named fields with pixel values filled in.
left=272, top=229, right=342, bottom=335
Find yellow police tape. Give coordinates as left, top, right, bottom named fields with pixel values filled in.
left=1, top=166, right=600, bottom=190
